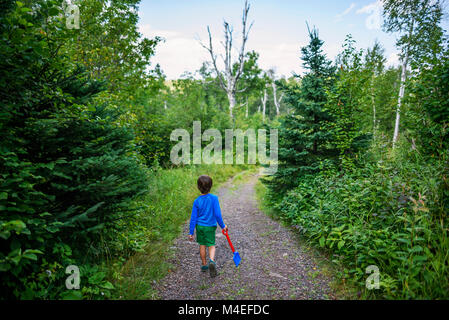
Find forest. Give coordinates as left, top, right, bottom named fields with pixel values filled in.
left=0, top=0, right=448, bottom=300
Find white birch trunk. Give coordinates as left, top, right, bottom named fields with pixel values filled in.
left=228, top=92, right=236, bottom=118
left=272, top=82, right=280, bottom=115
left=261, top=88, right=267, bottom=122
left=392, top=58, right=407, bottom=147
left=392, top=17, right=414, bottom=148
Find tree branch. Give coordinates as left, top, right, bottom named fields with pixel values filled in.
left=199, top=26, right=227, bottom=90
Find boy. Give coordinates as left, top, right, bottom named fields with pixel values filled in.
left=188, top=175, right=227, bottom=278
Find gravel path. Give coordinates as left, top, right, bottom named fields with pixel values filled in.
left=155, top=172, right=336, bottom=300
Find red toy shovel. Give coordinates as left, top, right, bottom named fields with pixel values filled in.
left=222, top=229, right=241, bottom=267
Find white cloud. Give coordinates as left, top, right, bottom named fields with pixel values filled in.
left=138, top=24, right=180, bottom=40
left=253, top=40, right=344, bottom=78
left=138, top=23, right=210, bottom=78
left=356, top=1, right=383, bottom=30
left=386, top=52, right=400, bottom=67
left=253, top=42, right=302, bottom=76
left=335, top=3, right=356, bottom=22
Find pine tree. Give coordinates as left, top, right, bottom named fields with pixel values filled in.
left=266, top=26, right=337, bottom=195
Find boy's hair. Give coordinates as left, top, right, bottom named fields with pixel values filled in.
left=197, top=175, right=213, bottom=194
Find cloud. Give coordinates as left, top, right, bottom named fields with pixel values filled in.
left=252, top=42, right=302, bottom=76
left=386, top=52, right=400, bottom=67
left=138, top=23, right=210, bottom=79
left=138, top=24, right=180, bottom=39
left=253, top=40, right=345, bottom=78
left=356, top=1, right=383, bottom=30
left=335, top=3, right=356, bottom=22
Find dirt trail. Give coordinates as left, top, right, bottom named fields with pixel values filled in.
left=155, top=172, right=336, bottom=300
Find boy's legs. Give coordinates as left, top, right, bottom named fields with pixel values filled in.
left=199, top=245, right=207, bottom=266
left=200, top=245, right=216, bottom=263
left=208, top=246, right=216, bottom=261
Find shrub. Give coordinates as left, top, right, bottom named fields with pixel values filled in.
left=274, top=154, right=449, bottom=299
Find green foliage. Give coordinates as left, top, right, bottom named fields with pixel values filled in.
left=325, top=35, right=372, bottom=169
left=406, top=42, right=449, bottom=160
left=274, top=151, right=449, bottom=299
left=369, top=67, right=400, bottom=136
left=382, top=0, right=444, bottom=68
left=0, top=0, right=149, bottom=299
left=63, top=0, right=161, bottom=97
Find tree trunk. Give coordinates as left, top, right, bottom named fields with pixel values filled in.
left=228, top=92, right=236, bottom=118
left=392, top=51, right=409, bottom=148
left=261, top=88, right=267, bottom=122
left=199, top=0, right=252, bottom=120
left=272, top=82, right=280, bottom=115
left=392, top=17, right=414, bottom=148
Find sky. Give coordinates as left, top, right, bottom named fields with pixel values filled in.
left=137, top=0, right=449, bottom=79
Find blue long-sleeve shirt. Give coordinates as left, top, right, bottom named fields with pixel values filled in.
left=189, top=193, right=225, bottom=235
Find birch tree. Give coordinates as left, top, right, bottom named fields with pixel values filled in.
left=200, top=0, right=253, bottom=118
left=268, top=69, right=284, bottom=116
left=364, top=41, right=386, bottom=139
left=382, top=0, right=443, bottom=147
left=259, top=71, right=272, bottom=122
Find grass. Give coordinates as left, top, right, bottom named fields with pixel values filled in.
left=111, top=164, right=247, bottom=299
left=254, top=176, right=278, bottom=218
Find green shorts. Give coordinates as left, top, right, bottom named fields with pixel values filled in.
left=196, top=225, right=217, bottom=246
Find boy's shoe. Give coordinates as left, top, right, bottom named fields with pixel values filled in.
left=201, top=265, right=209, bottom=272
left=209, top=259, right=217, bottom=278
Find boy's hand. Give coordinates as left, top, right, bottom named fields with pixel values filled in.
left=188, top=234, right=194, bottom=241
left=223, top=225, right=228, bottom=233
